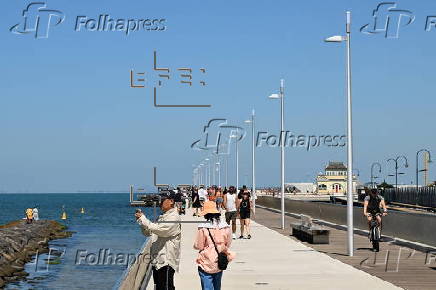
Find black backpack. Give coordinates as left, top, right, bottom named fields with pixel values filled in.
left=368, top=195, right=381, bottom=210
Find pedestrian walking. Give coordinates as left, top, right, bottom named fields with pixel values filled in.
left=194, top=201, right=235, bottom=290
left=208, top=186, right=217, bottom=202
left=223, top=186, right=238, bottom=240
left=237, top=186, right=253, bottom=239
left=135, top=193, right=181, bottom=290
left=215, top=187, right=224, bottom=212
left=192, top=187, right=202, bottom=216
left=198, top=185, right=207, bottom=208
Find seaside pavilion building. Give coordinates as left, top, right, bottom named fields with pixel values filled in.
left=316, top=161, right=358, bottom=195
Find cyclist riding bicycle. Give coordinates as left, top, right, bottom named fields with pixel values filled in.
left=363, top=188, right=388, bottom=229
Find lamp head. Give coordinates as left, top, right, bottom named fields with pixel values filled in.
left=324, top=35, right=345, bottom=43
left=268, top=93, right=280, bottom=99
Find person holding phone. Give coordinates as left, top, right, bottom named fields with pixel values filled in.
left=135, top=193, right=181, bottom=290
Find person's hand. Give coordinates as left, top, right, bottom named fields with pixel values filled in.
left=364, top=213, right=369, bottom=217
left=135, top=212, right=144, bottom=220
left=382, top=212, right=387, bottom=217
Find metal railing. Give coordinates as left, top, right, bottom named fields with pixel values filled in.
left=113, top=238, right=153, bottom=290
left=382, top=187, right=436, bottom=208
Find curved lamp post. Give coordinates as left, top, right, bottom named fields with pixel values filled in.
left=370, top=162, right=382, bottom=189
left=387, top=155, right=409, bottom=188
left=416, top=149, right=432, bottom=191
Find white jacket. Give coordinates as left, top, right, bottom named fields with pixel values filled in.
left=137, top=208, right=181, bottom=271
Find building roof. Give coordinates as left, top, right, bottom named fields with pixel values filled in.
left=325, top=161, right=347, bottom=171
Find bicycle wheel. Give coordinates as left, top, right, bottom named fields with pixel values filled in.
left=372, top=240, right=379, bottom=252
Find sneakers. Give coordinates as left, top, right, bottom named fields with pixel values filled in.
left=232, top=234, right=237, bottom=240
left=247, top=234, right=252, bottom=239
left=239, top=235, right=244, bottom=239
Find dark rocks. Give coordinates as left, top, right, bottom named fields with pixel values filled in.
left=0, top=220, right=72, bottom=288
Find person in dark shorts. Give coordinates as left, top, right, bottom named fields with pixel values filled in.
left=237, top=186, right=253, bottom=239
left=192, top=187, right=202, bottom=216
left=174, top=189, right=184, bottom=215
left=363, top=188, right=388, bottom=230
left=223, top=186, right=238, bottom=239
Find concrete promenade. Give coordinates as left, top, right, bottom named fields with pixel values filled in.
left=148, top=208, right=401, bottom=290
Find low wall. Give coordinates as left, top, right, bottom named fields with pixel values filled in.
left=257, top=196, right=436, bottom=247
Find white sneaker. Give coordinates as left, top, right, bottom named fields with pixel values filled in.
left=232, top=233, right=237, bottom=240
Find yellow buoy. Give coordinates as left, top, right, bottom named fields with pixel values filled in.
left=80, top=207, right=85, bottom=214
left=61, top=211, right=67, bottom=220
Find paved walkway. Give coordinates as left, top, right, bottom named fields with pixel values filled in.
left=148, top=209, right=401, bottom=290
left=254, top=206, right=436, bottom=290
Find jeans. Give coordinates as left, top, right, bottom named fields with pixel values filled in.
left=198, top=267, right=223, bottom=290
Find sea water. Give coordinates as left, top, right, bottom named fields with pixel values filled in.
left=0, top=193, right=156, bottom=290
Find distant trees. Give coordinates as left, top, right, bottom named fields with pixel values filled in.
left=377, top=181, right=394, bottom=189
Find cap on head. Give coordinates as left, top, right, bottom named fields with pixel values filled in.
left=160, top=191, right=176, bottom=203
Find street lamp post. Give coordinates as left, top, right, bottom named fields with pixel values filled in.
left=325, top=11, right=354, bottom=256
left=387, top=155, right=409, bottom=189
left=199, top=163, right=204, bottom=186
left=216, top=161, right=221, bottom=187
left=205, top=158, right=211, bottom=187
left=370, top=162, right=382, bottom=189
left=230, top=131, right=240, bottom=190
left=193, top=167, right=198, bottom=186
left=245, top=109, right=256, bottom=214
left=225, top=154, right=228, bottom=188
left=212, top=158, right=216, bottom=186
left=268, top=79, right=285, bottom=230
left=416, top=149, right=432, bottom=192
left=352, top=168, right=360, bottom=177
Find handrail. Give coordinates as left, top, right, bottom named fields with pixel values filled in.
left=113, top=237, right=153, bottom=290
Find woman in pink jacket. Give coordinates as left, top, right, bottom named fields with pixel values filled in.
left=194, top=201, right=235, bottom=290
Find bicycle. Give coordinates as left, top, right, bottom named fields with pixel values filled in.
left=368, top=213, right=382, bottom=252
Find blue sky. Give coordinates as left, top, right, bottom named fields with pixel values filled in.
left=1, top=0, right=436, bottom=192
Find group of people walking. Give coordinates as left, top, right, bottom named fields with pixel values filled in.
left=135, top=184, right=254, bottom=290
left=191, top=185, right=254, bottom=239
